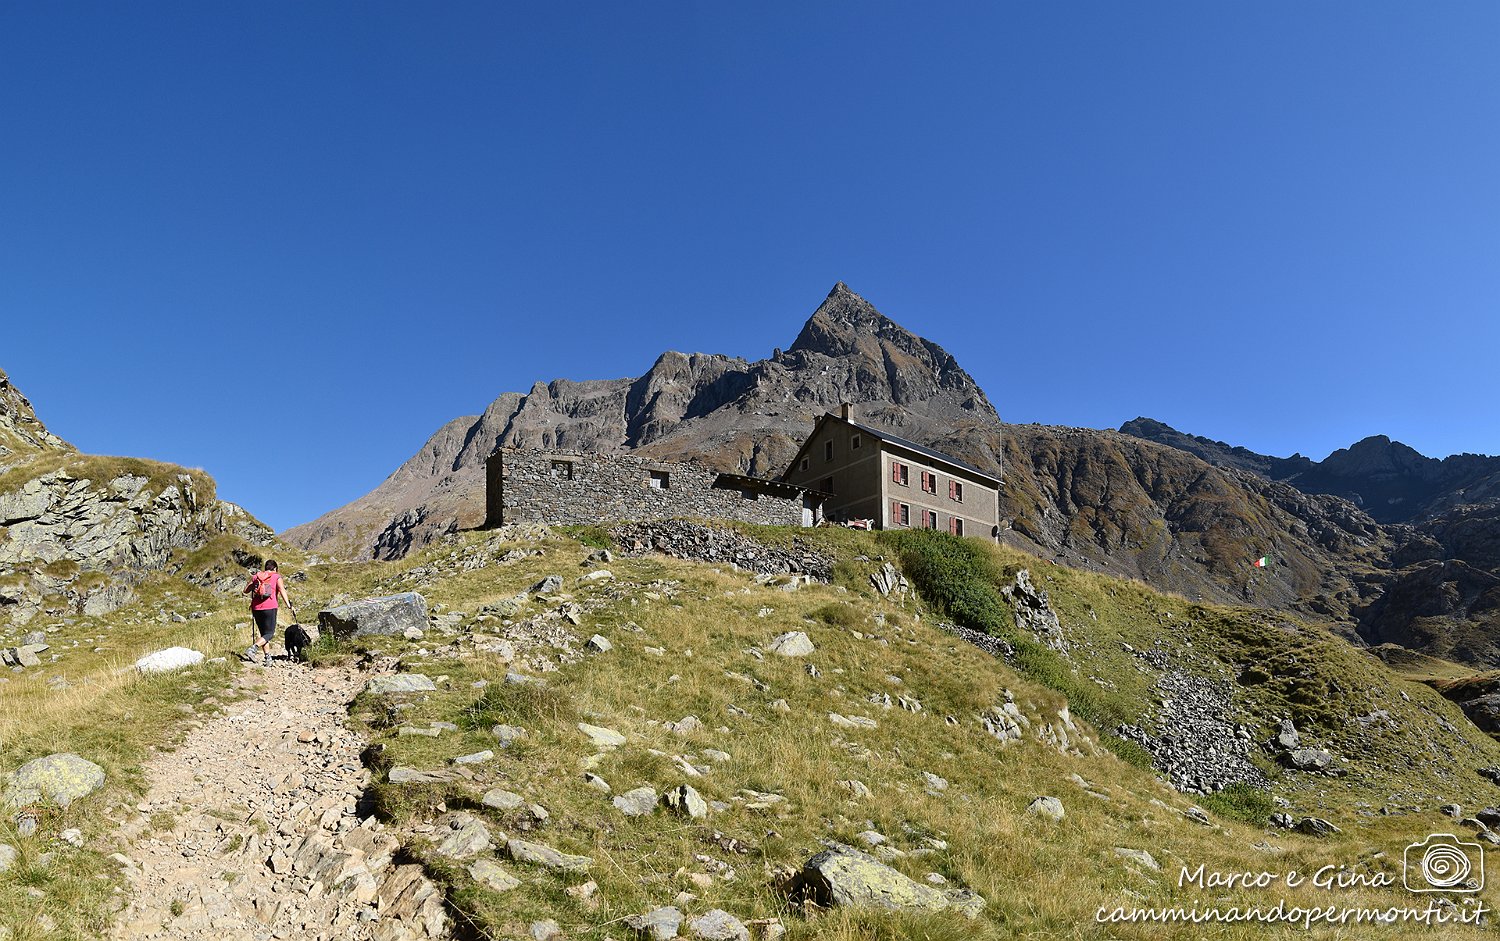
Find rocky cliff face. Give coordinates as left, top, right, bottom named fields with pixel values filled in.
left=1122, top=418, right=1500, bottom=665
left=0, top=368, right=70, bottom=461
left=0, top=371, right=271, bottom=625
left=284, top=283, right=999, bottom=560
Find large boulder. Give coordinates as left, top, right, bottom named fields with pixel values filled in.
left=366, top=674, right=437, bottom=696
left=786, top=845, right=983, bottom=917
left=5, top=753, right=106, bottom=808
left=134, top=647, right=205, bottom=674
left=318, top=592, right=428, bottom=638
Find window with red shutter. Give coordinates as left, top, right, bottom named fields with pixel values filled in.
left=890, top=500, right=901, bottom=526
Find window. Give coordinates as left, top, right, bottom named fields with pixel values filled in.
left=822, top=476, right=834, bottom=493
left=950, top=480, right=964, bottom=502
left=824, top=440, right=834, bottom=462
left=852, top=434, right=861, bottom=450
left=949, top=517, right=964, bottom=536
left=740, top=488, right=759, bottom=501
left=891, top=461, right=909, bottom=486
left=922, top=509, right=937, bottom=529
left=799, top=457, right=809, bottom=472
left=890, top=501, right=910, bottom=527
left=550, top=460, right=574, bottom=480
left=921, top=470, right=936, bottom=494
left=649, top=471, right=670, bottom=490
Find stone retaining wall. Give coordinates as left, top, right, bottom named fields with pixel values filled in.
left=488, top=450, right=806, bottom=528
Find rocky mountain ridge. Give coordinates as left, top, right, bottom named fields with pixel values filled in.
left=0, top=370, right=271, bottom=627
left=283, top=283, right=1000, bottom=560
left=1121, top=417, right=1500, bottom=665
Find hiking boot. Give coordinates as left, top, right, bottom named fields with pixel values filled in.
left=243, top=645, right=258, bottom=662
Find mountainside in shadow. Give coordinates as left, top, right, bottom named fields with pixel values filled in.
left=1122, top=418, right=1500, bottom=665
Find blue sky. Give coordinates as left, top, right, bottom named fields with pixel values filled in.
left=3, top=2, right=1497, bottom=531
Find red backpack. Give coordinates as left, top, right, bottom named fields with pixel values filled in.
left=250, top=572, right=275, bottom=605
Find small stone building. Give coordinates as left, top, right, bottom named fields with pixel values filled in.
left=779, top=404, right=1000, bottom=538
left=486, top=449, right=827, bottom=528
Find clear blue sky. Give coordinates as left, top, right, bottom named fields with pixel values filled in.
left=3, top=2, right=1497, bottom=531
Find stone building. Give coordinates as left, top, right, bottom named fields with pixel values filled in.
left=486, top=449, right=827, bottom=528
left=779, top=404, right=1000, bottom=538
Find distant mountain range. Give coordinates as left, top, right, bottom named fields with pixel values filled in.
left=281, top=284, right=1500, bottom=666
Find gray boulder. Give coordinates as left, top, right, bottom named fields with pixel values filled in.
left=786, top=846, right=983, bottom=917
left=768, top=631, right=815, bottom=657
left=614, top=787, right=658, bottom=817
left=689, top=909, right=748, bottom=941
left=1285, top=748, right=1335, bottom=772
left=662, top=784, right=708, bottom=819
left=365, top=674, right=437, bottom=695
left=318, top=592, right=428, bottom=638
left=506, top=838, right=594, bottom=872
left=4, top=753, right=106, bottom=808
left=626, top=906, right=682, bottom=941
left=1027, top=796, right=1064, bottom=821
left=529, top=575, right=563, bottom=595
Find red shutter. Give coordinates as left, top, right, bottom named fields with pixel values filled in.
left=891, top=500, right=901, bottom=526
left=949, top=516, right=957, bottom=535
left=892, top=463, right=900, bottom=483
left=948, top=480, right=955, bottom=499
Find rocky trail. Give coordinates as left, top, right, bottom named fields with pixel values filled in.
left=109, top=660, right=448, bottom=941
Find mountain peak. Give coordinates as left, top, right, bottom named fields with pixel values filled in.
left=789, top=283, right=908, bottom=356
left=0, top=367, right=72, bottom=459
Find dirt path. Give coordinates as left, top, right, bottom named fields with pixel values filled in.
left=110, top=661, right=448, bottom=941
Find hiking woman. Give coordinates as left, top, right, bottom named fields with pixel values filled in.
left=243, top=559, right=296, bottom=665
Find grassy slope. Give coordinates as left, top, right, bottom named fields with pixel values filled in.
left=4, top=524, right=1500, bottom=939
left=327, top=527, right=1500, bottom=940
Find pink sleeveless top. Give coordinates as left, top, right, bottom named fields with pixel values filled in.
left=250, top=571, right=281, bottom=611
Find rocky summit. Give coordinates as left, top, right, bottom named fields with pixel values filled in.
left=283, top=283, right=998, bottom=561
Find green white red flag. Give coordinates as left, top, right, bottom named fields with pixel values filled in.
left=1252, top=556, right=1268, bottom=568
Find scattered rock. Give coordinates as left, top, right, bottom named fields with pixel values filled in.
left=586, top=634, right=613, bottom=652
left=467, top=858, right=521, bottom=892
left=786, top=845, right=983, bottom=917
left=1294, top=817, right=1341, bottom=837
left=626, top=906, right=683, bottom=941
left=768, top=632, right=815, bottom=657
left=492, top=724, right=528, bottom=747
left=663, top=784, right=708, bottom=819
left=433, top=812, right=493, bottom=859
left=1114, top=848, right=1160, bottom=870
left=579, top=723, right=627, bottom=749
left=529, top=575, right=564, bottom=595
left=450, top=750, right=494, bottom=766
left=507, top=838, right=594, bottom=872
left=365, top=674, right=437, bottom=695
left=4, top=753, right=106, bottom=808
left=1027, top=796, right=1064, bottom=821
left=319, top=592, right=429, bottom=637
left=689, top=908, right=749, bottom=941
left=481, top=789, right=526, bottom=811
left=614, top=787, right=659, bottom=817
left=133, top=647, right=205, bottom=674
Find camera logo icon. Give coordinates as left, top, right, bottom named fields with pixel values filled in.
left=1404, top=834, right=1484, bottom=893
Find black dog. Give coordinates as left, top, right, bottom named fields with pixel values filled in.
left=284, top=623, right=314, bottom=662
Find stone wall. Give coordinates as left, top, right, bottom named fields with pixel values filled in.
left=489, top=450, right=806, bottom=528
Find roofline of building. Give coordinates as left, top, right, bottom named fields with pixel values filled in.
left=779, top=413, right=1000, bottom=487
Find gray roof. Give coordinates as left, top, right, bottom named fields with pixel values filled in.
left=841, top=418, right=999, bottom=484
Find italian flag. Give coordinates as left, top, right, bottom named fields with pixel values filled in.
left=1252, top=556, right=1269, bottom=568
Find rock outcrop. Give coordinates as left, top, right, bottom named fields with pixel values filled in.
left=0, top=368, right=273, bottom=626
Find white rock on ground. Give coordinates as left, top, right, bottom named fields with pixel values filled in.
left=767, top=631, right=815, bottom=657
left=134, top=646, right=205, bottom=674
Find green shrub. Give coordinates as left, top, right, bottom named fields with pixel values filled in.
left=560, top=525, right=613, bottom=551
left=810, top=602, right=862, bottom=628
left=1197, top=783, right=1274, bottom=825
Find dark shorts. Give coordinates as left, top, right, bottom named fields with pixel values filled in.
left=253, top=607, right=278, bottom=639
